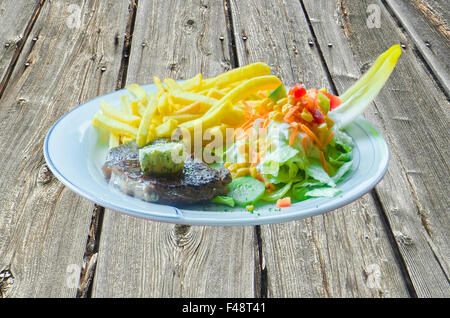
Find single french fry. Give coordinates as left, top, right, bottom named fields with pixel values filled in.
left=136, top=93, right=158, bottom=147
left=163, top=113, right=201, bottom=123
left=202, top=62, right=271, bottom=89
left=180, top=73, right=202, bottom=92
left=157, top=94, right=172, bottom=116
left=120, top=95, right=133, bottom=114
left=100, top=100, right=141, bottom=127
left=155, top=119, right=179, bottom=138
left=151, top=114, right=163, bottom=126
left=146, top=124, right=157, bottom=144
left=163, top=78, right=183, bottom=92
left=220, top=80, right=245, bottom=93
left=121, top=136, right=134, bottom=143
left=206, top=88, right=226, bottom=99
left=126, top=84, right=148, bottom=116
left=170, top=90, right=217, bottom=109
left=221, top=106, right=246, bottom=126
left=153, top=76, right=166, bottom=96
left=174, top=101, right=202, bottom=115
left=126, top=84, right=148, bottom=105
left=109, top=133, right=120, bottom=149
left=129, top=100, right=140, bottom=116
left=92, top=112, right=137, bottom=137
left=180, top=101, right=234, bottom=132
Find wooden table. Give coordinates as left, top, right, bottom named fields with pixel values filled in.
left=0, top=0, right=448, bottom=298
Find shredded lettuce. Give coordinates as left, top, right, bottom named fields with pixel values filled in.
left=255, top=121, right=353, bottom=203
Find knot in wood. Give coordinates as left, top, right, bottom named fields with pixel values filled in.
left=17, top=97, right=27, bottom=105
left=168, top=63, right=178, bottom=72
left=184, top=19, right=196, bottom=33
left=394, top=231, right=413, bottom=246
left=171, top=224, right=192, bottom=247
left=38, top=164, right=53, bottom=184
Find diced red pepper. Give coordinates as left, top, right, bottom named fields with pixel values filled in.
left=322, top=91, right=342, bottom=110
left=276, top=197, right=291, bottom=208
left=288, top=84, right=307, bottom=100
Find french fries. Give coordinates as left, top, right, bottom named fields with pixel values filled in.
left=136, top=93, right=158, bottom=147
left=100, top=100, right=141, bottom=127
left=108, top=133, right=120, bottom=149
left=92, top=112, right=138, bottom=137
left=92, top=61, right=282, bottom=150
left=155, top=119, right=178, bottom=138
left=180, top=75, right=282, bottom=131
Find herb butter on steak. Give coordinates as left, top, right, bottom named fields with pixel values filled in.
left=102, top=141, right=232, bottom=206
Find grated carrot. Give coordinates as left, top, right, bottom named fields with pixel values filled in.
left=289, top=123, right=298, bottom=146
left=302, top=135, right=308, bottom=155
left=300, top=124, right=324, bottom=150
left=283, top=106, right=300, bottom=123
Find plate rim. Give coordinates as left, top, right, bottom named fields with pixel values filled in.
left=43, top=87, right=390, bottom=226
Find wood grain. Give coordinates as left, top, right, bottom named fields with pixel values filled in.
left=0, top=0, right=130, bottom=297
left=92, top=0, right=257, bottom=298
left=229, top=0, right=410, bottom=297
left=0, top=0, right=43, bottom=97
left=302, top=0, right=450, bottom=297
left=384, top=0, right=450, bottom=96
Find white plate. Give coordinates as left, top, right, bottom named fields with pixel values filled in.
left=44, top=84, right=389, bottom=226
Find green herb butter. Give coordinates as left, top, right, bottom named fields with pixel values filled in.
left=139, top=142, right=185, bottom=175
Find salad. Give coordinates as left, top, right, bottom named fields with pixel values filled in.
left=92, top=45, right=402, bottom=210
left=216, top=82, right=353, bottom=209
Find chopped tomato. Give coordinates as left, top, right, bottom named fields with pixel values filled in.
left=322, top=91, right=342, bottom=110
left=276, top=197, right=291, bottom=208
left=289, top=83, right=307, bottom=100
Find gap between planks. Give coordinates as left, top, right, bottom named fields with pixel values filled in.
left=298, top=0, right=419, bottom=297
left=380, top=0, right=450, bottom=99
left=80, top=0, right=268, bottom=298
left=224, top=0, right=268, bottom=298
left=76, top=0, right=139, bottom=298
left=0, top=0, right=45, bottom=99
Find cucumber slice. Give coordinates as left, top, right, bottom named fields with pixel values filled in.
left=227, top=176, right=266, bottom=207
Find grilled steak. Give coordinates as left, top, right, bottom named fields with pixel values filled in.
left=102, top=142, right=232, bottom=206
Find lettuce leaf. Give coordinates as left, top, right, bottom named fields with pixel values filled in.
left=306, top=162, right=336, bottom=187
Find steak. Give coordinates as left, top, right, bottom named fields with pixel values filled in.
left=102, top=142, right=232, bottom=206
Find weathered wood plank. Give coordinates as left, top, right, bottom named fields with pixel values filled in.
left=302, top=0, right=450, bottom=297
left=0, top=0, right=130, bottom=297
left=229, top=0, right=410, bottom=297
left=0, top=0, right=43, bottom=96
left=92, top=0, right=257, bottom=298
left=384, top=0, right=450, bottom=96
